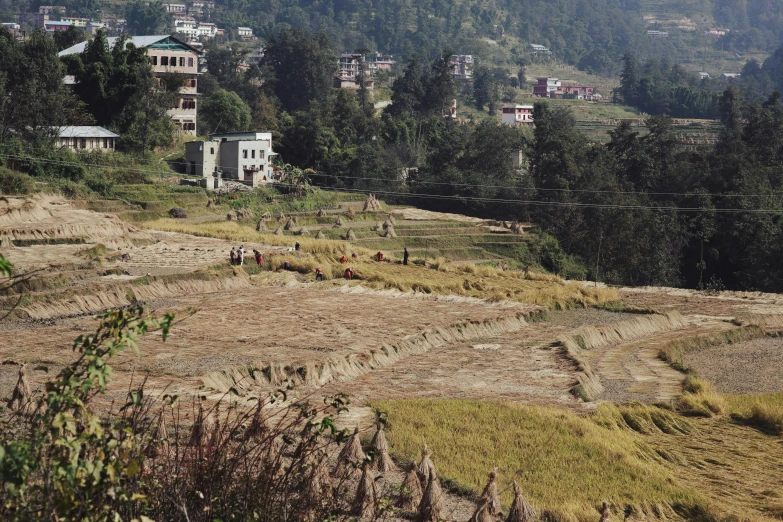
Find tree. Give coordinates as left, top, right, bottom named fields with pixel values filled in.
left=618, top=51, right=640, bottom=105
left=262, top=29, right=336, bottom=113
left=52, top=26, right=86, bottom=51
left=200, top=88, right=252, bottom=133
left=422, top=51, right=455, bottom=117
left=125, top=0, right=171, bottom=36
left=387, top=56, right=426, bottom=117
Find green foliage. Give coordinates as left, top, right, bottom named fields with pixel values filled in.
left=0, top=307, right=174, bottom=521
left=125, top=0, right=172, bottom=36
left=199, top=88, right=252, bottom=134
left=0, top=167, right=35, bottom=194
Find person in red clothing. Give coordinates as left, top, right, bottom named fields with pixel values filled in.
left=340, top=255, right=348, bottom=264
left=376, top=251, right=384, bottom=261
left=254, top=250, right=263, bottom=265
left=351, top=252, right=358, bottom=259
left=315, top=267, right=324, bottom=281
left=344, top=267, right=353, bottom=279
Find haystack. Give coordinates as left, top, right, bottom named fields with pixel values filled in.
left=256, top=220, right=267, bottom=232
left=417, top=444, right=436, bottom=486
left=304, top=446, right=333, bottom=508
left=417, top=469, right=444, bottom=522
left=334, top=216, right=344, bottom=228
left=261, top=211, right=272, bottom=220
left=169, top=207, right=187, bottom=219
left=316, top=231, right=326, bottom=240
left=206, top=199, right=215, bottom=209
left=285, top=217, right=297, bottom=230
left=363, top=194, right=381, bottom=211
left=0, top=236, right=14, bottom=249
left=388, top=214, right=397, bottom=225
left=384, top=226, right=396, bottom=238
left=345, top=209, right=356, bottom=219
left=226, top=210, right=237, bottom=221
left=245, top=401, right=269, bottom=442
left=470, top=469, right=500, bottom=522
left=317, top=208, right=327, bottom=217
left=237, top=208, right=254, bottom=219
left=147, top=408, right=171, bottom=459
left=370, top=422, right=397, bottom=472
left=506, top=481, right=536, bottom=522
left=7, top=364, right=31, bottom=413
left=599, top=501, right=611, bottom=522
left=374, top=221, right=383, bottom=232
left=189, top=403, right=216, bottom=446
left=382, top=219, right=392, bottom=229
left=334, top=426, right=365, bottom=477
left=277, top=211, right=286, bottom=221
left=346, top=229, right=357, bottom=241
left=398, top=463, right=423, bottom=510
left=352, top=465, right=377, bottom=518
left=274, top=226, right=284, bottom=236
left=299, top=226, right=309, bottom=236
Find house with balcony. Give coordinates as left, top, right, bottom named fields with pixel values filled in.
left=59, top=35, right=201, bottom=135
left=501, top=105, right=534, bottom=127
left=528, top=44, right=551, bottom=55
left=335, top=53, right=376, bottom=89
left=449, top=54, right=474, bottom=79
left=237, top=26, right=254, bottom=40
left=184, top=131, right=277, bottom=189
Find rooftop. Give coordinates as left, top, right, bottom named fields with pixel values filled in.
left=57, top=126, right=119, bottom=138
left=58, top=35, right=201, bottom=57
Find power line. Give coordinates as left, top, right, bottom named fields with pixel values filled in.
left=2, top=151, right=783, bottom=214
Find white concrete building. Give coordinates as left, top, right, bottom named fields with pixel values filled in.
left=196, top=22, right=216, bottom=38
left=237, top=26, right=253, bottom=40
left=501, top=105, right=534, bottom=127
left=184, top=132, right=277, bottom=189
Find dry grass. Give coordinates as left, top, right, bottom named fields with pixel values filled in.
left=657, top=325, right=765, bottom=372
left=373, top=399, right=708, bottom=521
left=724, top=393, right=783, bottom=436
left=677, top=376, right=727, bottom=418
left=138, top=219, right=618, bottom=308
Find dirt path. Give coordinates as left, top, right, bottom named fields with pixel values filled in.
left=583, top=321, right=735, bottom=404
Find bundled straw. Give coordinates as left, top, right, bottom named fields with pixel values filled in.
left=226, top=210, right=237, bottom=221
left=261, top=211, right=272, bottom=220
left=346, top=229, right=357, bottom=241
left=317, top=208, right=327, bottom=217
left=244, top=401, right=269, bottom=442
left=285, top=217, right=297, bottom=230
left=417, top=444, right=436, bottom=487
left=189, top=403, right=216, bottom=447
left=299, top=226, right=309, bottom=236
left=388, top=214, right=397, bottom=225
left=370, top=422, right=397, bottom=472
left=471, top=469, right=500, bottom=522
left=334, top=216, right=344, bottom=228
left=599, top=501, right=611, bottom=522
left=352, top=465, right=377, bottom=518
left=274, top=226, right=284, bottom=236
left=345, top=208, right=356, bottom=219
left=237, top=208, right=254, bottom=219
left=334, top=426, right=366, bottom=477
left=206, top=199, right=215, bottom=209
left=506, top=481, right=536, bottom=522
left=304, top=445, right=333, bottom=510
left=146, top=408, right=171, bottom=459
left=363, top=194, right=381, bottom=211
left=398, top=462, right=423, bottom=510
left=277, top=211, right=286, bottom=221
left=8, top=364, right=31, bottom=413
left=417, top=469, right=444, bottom=522
left=384, top=226, right=396, bottom=238
left=382, top=219, right=392, bottom=229
left=374, top=221, right=383, bottom=232
left=316, top=231, right=326, bottom=239
left=256, top=220, right=267, bottom=232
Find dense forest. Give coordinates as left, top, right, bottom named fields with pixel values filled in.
left=3, top=0, right=783, bottom=73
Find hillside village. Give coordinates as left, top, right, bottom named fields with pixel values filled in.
left=3, top=0, right=783, bottom=520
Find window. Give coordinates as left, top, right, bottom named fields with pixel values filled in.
left=103, top=138, right=108, bottom=148
left=80, top=138, right=86, bottom=149
left=259, top=150, right=264, bottom=159
left=152, top=55, right=158, bottom=65
left=188, top=57, right=194, bottom=67
left=251, top=150, right=255, bottom=159
left=183, top=122, right=195, bottom=131
left=210, top=147, right=214, bottom=154
left=161, top=56, right=169, bottom=66
left=170, top=56, right=176, bottom=66
left=179, top=57, right=185, bottom=67
left=182, top=98, right=196, bottom=110
left=60, top=138, right=67, bottom=146
left=242, top=150, right=248, bottom=158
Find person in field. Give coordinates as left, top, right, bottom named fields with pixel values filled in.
left=230, top=247, right=236, bottom=265
left=403, top=247, right=409, bottom=265
left=315, top=267, right=324, bottom=280
left=340, top=255, right=348, bottom=264
left=376, top=251, right=384, bottom=261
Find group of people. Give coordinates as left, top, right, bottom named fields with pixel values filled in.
left=229, top=245, right=263, bottom=266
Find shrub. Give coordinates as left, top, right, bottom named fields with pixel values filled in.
left=0, top=168, right=35, bottom=195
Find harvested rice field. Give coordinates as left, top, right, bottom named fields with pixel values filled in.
left=4, top=191, right=783, bottom=521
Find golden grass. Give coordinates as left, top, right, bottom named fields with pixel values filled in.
left=657, top=325, right=765, bottom=373
left=724, top=393, right=783, bottom=436
left=373, top=399, right=707, bottom=521
left=139, top=219, right=618, bottom=308
left=678, top=376, right=727, bottom=417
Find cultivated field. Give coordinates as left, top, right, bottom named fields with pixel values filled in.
left=2, top=191, right=783, bottom=521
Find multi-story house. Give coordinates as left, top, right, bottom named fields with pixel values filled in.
left=196, top=22, right=216, bottom=38
left=59, top=35, right=201, bottom=135
left=501, top=105, right=534, bottom=126
left=449, top=54, right=473, bottom=79
left=57, top=126, right=119, bottom=152
left=528, top=44, right=551, bottom=55
left=335, top=53, right=376, bottom=89
left=237, top=26, right=253, bottom=40
left=532, top=77, right=561, bottom=97
left=185, top=131, right=277, bottom=189
left=164, top=3, right=186, bottom=14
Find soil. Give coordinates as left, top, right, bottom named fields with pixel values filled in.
left=683, top=336, right=783, bottom=394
